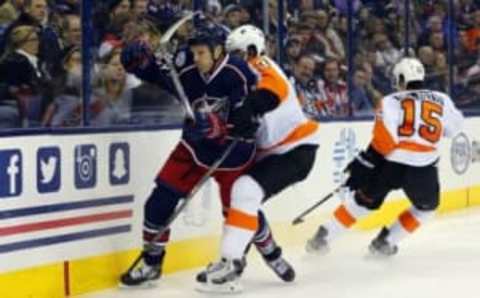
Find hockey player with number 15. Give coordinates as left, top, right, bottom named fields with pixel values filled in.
left=307, top=57, right=464, bottom=256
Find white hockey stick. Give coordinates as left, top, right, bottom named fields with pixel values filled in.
left=158, top=11, right=201, bottom=121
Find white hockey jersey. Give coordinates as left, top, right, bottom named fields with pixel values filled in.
left=248, top=55, right=320, bottom=158
left=371, top=89, right=464, bottom=166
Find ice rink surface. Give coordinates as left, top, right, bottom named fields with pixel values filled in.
left=80, top=208, right=480, bottom=298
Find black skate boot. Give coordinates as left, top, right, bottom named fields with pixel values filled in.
left=196, top=258, right=245, bottom=293
left=306, top=225, right=330, bottom=254
left=369, top=227, right=398, bottom=256
left=119, top=251, right=164, bottom=287
left=260, top=246, right=295, bottom=282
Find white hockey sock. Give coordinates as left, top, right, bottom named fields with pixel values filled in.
left=221, top=176, right=264, bottom=260
left=386, top=207, right=435, bottom=245
left=324, top=198, right=371, bottom=242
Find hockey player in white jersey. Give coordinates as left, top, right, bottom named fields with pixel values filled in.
left=196, top=25, right=320, bottom=293
left=307, top=57, right=464, bottom=256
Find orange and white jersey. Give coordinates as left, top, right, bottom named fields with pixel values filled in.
left=371, top=89, right=464, bottom=166
left=248, top=55, right=320, bottom=158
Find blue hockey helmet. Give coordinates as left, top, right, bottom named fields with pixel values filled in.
left=187, top=22, right=229, bottom=48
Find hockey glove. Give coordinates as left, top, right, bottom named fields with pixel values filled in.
left=345, top=146, right=385, bottom=190
left=186, top=112, right=228, bottom=141
left=228, top=101, right=259, bottom=141
left=121, top=41, right=157, bottom=76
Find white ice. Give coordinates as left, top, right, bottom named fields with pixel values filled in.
left=79, top=208, right=480, bottom=298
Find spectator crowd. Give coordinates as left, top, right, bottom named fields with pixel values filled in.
left=0, top=0, right=479, bottom=129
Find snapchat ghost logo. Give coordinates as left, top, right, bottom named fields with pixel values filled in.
left=109, top=143, right=130, bottom=185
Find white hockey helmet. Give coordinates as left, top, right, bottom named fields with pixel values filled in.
left=392, top=57, right=425, bottom=89
left=225, top=24, right=266, bottom=56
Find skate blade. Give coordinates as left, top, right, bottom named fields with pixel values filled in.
left=364, top=249, right=396, bottom=261
left=118, top=279, right=159, bottom=289
left=195, top=280, right=243, bottom=294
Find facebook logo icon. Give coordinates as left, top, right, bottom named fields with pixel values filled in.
left=0, top=149, right=22, bottom=198
left=37, top=147, right=61, bottom=193
left=74, top=144, right=97, bottom=189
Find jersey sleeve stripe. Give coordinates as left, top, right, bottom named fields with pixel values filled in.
left=396, top=141, right=435, bottom=152
left=371, top=118, right=397, bottom=156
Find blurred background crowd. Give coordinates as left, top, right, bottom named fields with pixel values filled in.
left=0, top=0, right=479, bottom=130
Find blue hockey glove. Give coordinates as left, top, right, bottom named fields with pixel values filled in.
left=345, top=146, right=385, bottom=190
left=121, top=41, right=156, bottom=75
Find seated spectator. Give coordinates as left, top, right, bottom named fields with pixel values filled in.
left=350, top=68, right=374, bottom=116
left=0, top=1, right=18, bottom=34
left=132, top=0, right=148, bottom=18
left=98, top=12, right=131, bottom=59
left=91, top=48, right=142, bottom=126
left=0, top=24, right=51, bottom=127
left=373, top=32, right=402, bottom=74
left=466, top=9, right=480, bottom=51
left=418, top=45, right=445, bottom=92
left=1, top=0, right=62, bottom=76
left=42, top=46, right=82, bottom=127
left=307, top=9, right=345, bottom=60
left=61, top=13, right=81, bottom=49
left=223, top=4, right=242, bottom=30
left=291, top=53, right=324, bottom=119
left=316, top=58, right=350, bottom=117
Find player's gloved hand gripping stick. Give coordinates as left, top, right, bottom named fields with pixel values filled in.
left=291, top=146, right=385, bottom=225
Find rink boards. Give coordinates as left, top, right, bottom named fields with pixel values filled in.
left=0, top=118, right=478, bottom=298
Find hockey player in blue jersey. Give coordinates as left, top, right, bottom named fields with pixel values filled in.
left=118, top=21, right=293, bottom=287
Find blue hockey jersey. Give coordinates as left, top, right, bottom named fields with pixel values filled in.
left=136, top=48, right=257, bottom=170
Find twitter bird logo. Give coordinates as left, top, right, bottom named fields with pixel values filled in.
left=37, top=147, right=61, bottom=193
left=40, top=156, right=57, bottom=183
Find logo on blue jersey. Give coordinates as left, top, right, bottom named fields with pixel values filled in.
left=74, top=144, right=97, bottom=189
left=37, top=147, right=61, bottom=193
left=0, top=149, right=22, bottom=198
left=109, top=143, right=130, bottom=185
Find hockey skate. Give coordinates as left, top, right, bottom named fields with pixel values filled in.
left=368, top=227, right=398, bottom=257
left=259, top=246, right=295, bottom=282
left=306, top=225, right=330, bottom=254
left=119, top=252, right=164, bottom=288
left=195, top=258, right=245, bottom=293
left=196, top=256, right=246, bottom=284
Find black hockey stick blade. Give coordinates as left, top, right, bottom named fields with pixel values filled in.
left=291, top=186, right=343, bottom=226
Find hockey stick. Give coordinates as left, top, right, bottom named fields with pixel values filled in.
left=124, top=138, right=239, bottom=275
left=291, top=185, right=344, bottom=225
left=157, top=11, right=201, bottom=121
